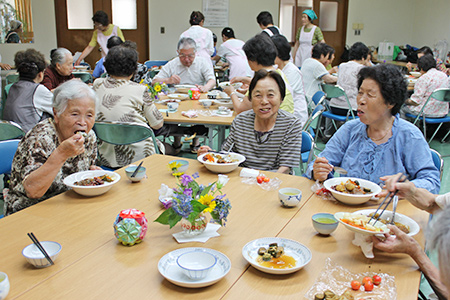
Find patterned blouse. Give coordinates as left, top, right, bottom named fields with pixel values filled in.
left=93, top=77, right=164, bottom=168
left=4, top=119, right=98, bottom=215
left=408, top=68, right=449, bottom=117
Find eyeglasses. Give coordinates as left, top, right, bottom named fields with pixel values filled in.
left=178, top=53, right=195, bottom=59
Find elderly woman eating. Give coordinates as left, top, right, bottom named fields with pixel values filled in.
left=42, top=48, right=75, bottom=91
left=198, top=69, right=302, bottom=174
left=305, top=64, right=440, bottom=193
left=4, top=81, right=100, bottom=215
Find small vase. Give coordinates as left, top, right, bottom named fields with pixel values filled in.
left=180, top=214, right=207, bottom=236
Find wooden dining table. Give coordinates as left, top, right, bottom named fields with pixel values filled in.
left=0, top=154, right=429, bottom=299
left=155, top=94, right=236, bottom=149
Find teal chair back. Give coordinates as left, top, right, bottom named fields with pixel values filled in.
left=0, top=121, right=25, bottom=141
left=73, top=72, right=93, bottom=84
left=300, top=131, right=314, bottom=174
left=5, top=73, right=19, bottom=85
left=144, top=60, right=168, bottom=68
left=321, top=83, right=355, bottom=118
left=93, top=122, right=160, bottom=154
left=430, top=148, right=443, bottom=181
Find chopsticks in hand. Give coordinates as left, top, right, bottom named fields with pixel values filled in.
left=368, top=173, right=408, bottom=225
left=27, top=232, right=54, bottom=265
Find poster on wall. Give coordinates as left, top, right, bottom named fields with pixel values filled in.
left=203, top=0, right=229, bottom=27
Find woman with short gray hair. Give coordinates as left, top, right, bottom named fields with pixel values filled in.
left=42, top=48, right=75, bottom=91
left=4, top=80, right=101, bottom=215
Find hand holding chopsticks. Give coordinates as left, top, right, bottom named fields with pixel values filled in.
left=27, top=232, right=54, bottom=265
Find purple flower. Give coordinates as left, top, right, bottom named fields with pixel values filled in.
left=192, top=172, right=200, bottom=179
left=180, top=174, right=193, bottom=186
left=183, top=188, right=193, bottom=197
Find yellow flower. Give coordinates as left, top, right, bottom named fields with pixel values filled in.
left=168, top=161, right=181, bottom=171
left=198, top=194, right=216, bottom=213
left=154, top=84, right=162, bottom=92
left=172, top=171, right=184, bottom=177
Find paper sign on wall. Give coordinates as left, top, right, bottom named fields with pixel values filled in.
left=203, top=0, right=229, bottom=27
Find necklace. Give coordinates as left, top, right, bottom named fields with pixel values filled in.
left=369, top=118, right=394, bottom=142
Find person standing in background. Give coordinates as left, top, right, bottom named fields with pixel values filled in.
left=293, top=9, right=325, bottom=68
left=257, top=11, right=281, bottom=37
left=180, top=11, right=214, bottom=69
left=5, top=20, right=22, bottom=43
left=75, top=11, right=124, bottom=66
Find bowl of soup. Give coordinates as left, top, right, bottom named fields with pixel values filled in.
left=312, top=213, right=339, bottom=235
left=278, top=188, right=302, bottom=207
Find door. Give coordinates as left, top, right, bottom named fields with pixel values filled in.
left=54, top=0, right=148, bottom=68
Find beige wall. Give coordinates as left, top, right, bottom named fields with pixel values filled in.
left=0, top=0, right=57, bottom=65
left=148, top=0, right=279, bottom=60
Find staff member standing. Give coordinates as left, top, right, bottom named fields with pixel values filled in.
left=75, top=10, right=124, bottom=65
left=294, top=9, right=325, bottom=68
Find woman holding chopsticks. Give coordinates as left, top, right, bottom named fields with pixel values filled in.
left=305, top=64, right=440, bottom=194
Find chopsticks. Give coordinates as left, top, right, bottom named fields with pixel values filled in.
left=27, top=232, right=54, bottom=265
left=131, top=161, right=143, bottom=178
left=368, top=173, right=408, bottom=225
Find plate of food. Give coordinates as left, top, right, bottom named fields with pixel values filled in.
left=174, top=84, right=196, bottom=93
left=167, top=93, right=189, bottom=100
left=218, top=81, right=243, bottom=90
left=242, top=237, right=312, bottom=275
left=323, top=177, right=381, bottom=205
left=158, top=247, right=231, bottom=288
left=334, top=211, right=389, bottom=235
left=158, top=99, right=181, bottom=105
left=409, top=71, right=421, bottom=78
left=353, top=209, right=420, bottom=236
left=197, top=152, right=245, bottom=173
left=63, top=170, right=120, bottom=197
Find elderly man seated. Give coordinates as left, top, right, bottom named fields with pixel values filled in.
left=41, top=48, right=75, bottom=91
left=152, top=37, right=215, bottom=93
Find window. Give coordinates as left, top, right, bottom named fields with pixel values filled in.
left=112, top=0, right=137, bottom=29
left=67, top=0, right=93, bottom=29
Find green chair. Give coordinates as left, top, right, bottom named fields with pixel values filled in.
left=320, top=84, right=357, bottom=131
left=0, top=121, right=25, bottom=141
left=404, top=88, right=450, bottom=144
left=73, top=72, right=93, bottom=84
left=93, top=121, right=160, bottom=155
left=5, top=73, right=19, bottom=85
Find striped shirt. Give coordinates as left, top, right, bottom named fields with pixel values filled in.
left=222, top=110, right=302, bottom=171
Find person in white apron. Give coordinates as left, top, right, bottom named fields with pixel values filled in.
left=75, top=11, right=125, bottom=66
left=214, top=27, right=252, bottom=79
left=294, top=9, right=325, bottom=68
left=180, top=11, right=214, bottom=69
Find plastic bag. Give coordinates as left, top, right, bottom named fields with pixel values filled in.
left=240, top=173, right=282, bottom=191
left=311, top=180, right=336, bottom=201
left=305, top=258, right=397, bottom=300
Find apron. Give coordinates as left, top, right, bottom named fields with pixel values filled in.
left=97, top=25, right=118, bottom=57
left=295, top=25, right=316, bottom=67
left=222, top=40, right=251, bottom=79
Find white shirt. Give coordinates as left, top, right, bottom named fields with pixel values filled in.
left=331, top=61, right=364, bottom=110
left=301, top=58, right=329, bottom=101
left=180, top=25, right=214, bottom=67
left=154, top=56, right=215, bottom=86
left=282, top=62, right=308, bottom=125
left=34, top=84, right=54, bottom=117
left=217, top=39, right=252, bottom=79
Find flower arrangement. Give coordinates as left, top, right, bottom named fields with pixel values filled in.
left=155, top=173, right=231, bottom=228
left=168, top=161, right=185, bottom=177
left=143, top=81, right=168, bottom=100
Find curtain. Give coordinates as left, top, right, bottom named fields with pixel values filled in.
left=14, top=0, right=33, bottom=42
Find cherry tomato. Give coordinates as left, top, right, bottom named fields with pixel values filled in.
left=364, top=281, right=374, bottom=291
left=362, top=276, right=373, bottom=285
left=351, top=280, right=361, bottom=290
left=372, top=275, right=382, bottom=285
left=263, top=177, right=270, bottom=183
left=257, top=176, right=264, bottom=184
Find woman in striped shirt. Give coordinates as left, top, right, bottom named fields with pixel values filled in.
left=198, top=69, right=302, bottom=174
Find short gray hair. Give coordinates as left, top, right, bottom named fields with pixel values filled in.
left=428, top=205, right=450, bottom=292
left=177, top=37, right=196, bottom=51
left=50, top=48, right=72, bottom=67
left=53, top=80, right=98, bottom=116
left=10, top=20, right=22, bottom=31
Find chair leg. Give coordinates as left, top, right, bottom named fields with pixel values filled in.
left=428, top=123, right=444, bottom=144
left=441, top=128, right=450, bottom=143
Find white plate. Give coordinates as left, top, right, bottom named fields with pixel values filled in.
left=167, top=93, right=189, bottom=100
left=353, top=209, right=420, bottom=236
left=197, top=152, right=245, bottom=173
left=158, top=99, right=181, bottom=105
left=213, top=99, right=233, bottom=109
left=63, top=170, right=120, bottom=197
left=323, top=177, right=381, bottom=205
left=158, top=247, right=231, bottom=288
left=174, top=84, right=196, bottom=93
left=334, top=211, right=389, bottom=235
left=242, top=237, right=312, bottom=275
left=218, top=81, right=243, bottom=90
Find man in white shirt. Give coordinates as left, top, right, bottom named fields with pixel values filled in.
left=152, top=37, right=215, bottom=93
left=302, top=43, right=337, bottom=101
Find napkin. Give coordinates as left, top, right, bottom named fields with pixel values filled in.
left=352, top=233, right=376, bottom=258
left=212, top=110, right=233, bottom=117
left=172, top=223, right=221, bottom=243
left=181, top=110, right=198, bottom=118
left=240, top=168, right=259, bottom=178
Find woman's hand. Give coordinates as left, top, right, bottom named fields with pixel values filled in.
left=406, top=62, right=413, bottom=72
left=90, top=165, right=103, bottom=170
left=223, top=85, right=235, bottom=96
left=0, top=63, right=12, bottom=70
left=372, top=225, right=418, bottom=255
left=312, top=157, right=333, bottom=181
left=230, top=76, right=251, bottom=86
left=57, top=133, right=86, bottom=160
left=197, top=145, right=212, bottom=157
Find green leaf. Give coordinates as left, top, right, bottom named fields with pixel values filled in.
left=210, top=211, right=222, bottom=226
left=187, top=201, right=208, bottom=223
left=168, top=214, right=182, bottom=228
left=154, top=208, right=174, bottom=225
left=200, top=182, right=216, bottom=197
left=188, top=180, right=200, bottom=195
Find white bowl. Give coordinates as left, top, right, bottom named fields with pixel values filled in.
left=176, top=250, right=217, bottom=280
left=334, top=211, right=389, bottom=235
left=0, top=272, right=10, bottom=300
left=167, top=93, right=189, bottom=100
left=353, top=209, right=420, bottom=236
left=169, top=159, right=189, bottom=173
left=63, top=170, right=120, bottom=197
left=197, top=152, right=245, bottom=173
left=125, top=165, right=146, bottom=182
left=409, top=71, right=421, bottom=78
left=213, top=99, right=234, bottom=109
left=22, top=241, right=62, bottom=268
left=199, top=99, right=213, bottom=108
left=175, top=84, right=196, bottom=93
left=218, top=81, right=243, bottom=90
left=323, top=177, right=381, bottom=205
left=278, top=188, right=302, bottom=207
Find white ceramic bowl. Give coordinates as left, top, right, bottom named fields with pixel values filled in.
left=213, top=100, right=234, bottom=109
left=169, top=159, right=189, bottom=173
left=125, top=165, right=146, bottom=182
left=63, top=170, right=120, bottom=197
left=278, top=188, right=302, bottom=207
left=354, top=209, right=420, bottom=236
left=312, top=213, right=339, bottom=235
left=323, top=177, right=381, bottom=205
left=197, top=152, right=245, bottom=173
left=199, top=99, right=213, bottom=108
left=176, top=250, right=217, bottom=280
left=218, top=81, right=243, bottom=90
left=334, top=211, right=389, bottom=235
left=409, top=71, right=421, bottom=78
left=175, top=84, right=196, bottom=93
left=0, top=272, right=10, bottom=300
left=22, top=241, right=62, bottom=268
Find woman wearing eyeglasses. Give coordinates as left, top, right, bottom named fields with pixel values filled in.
left=198, top=69, right=302, bottom=174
